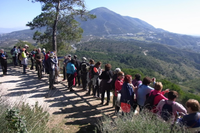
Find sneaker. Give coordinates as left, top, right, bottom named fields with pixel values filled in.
left=70, top=89, right=74, bottom=92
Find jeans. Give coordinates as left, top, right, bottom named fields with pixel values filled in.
left=12, top=56, right=17, bottom=66
left=23, top=64, right=27, bottom=73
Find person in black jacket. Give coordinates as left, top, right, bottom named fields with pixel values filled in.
left=74, top=55, right=81, bottom=86
left=0, top=49, right=8, bottom=76
left=46, top=52, right=57, bottom=90
left=99, top=64, right=113, bottom=105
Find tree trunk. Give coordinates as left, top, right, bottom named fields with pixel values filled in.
left=52, top=1, right=60, bottom=52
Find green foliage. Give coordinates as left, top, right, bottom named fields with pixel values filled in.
left=96, top=111, right=187, bottom=133
left=15, top=40, right=36, bottom=51
left=0, top=101, right=50, bottom=133
left=5, top=109, right=27, bottom=133
left=27, top=0, right=95, bottom=52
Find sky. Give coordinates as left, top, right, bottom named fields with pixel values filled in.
left=0, top=0, right=200, bottom=35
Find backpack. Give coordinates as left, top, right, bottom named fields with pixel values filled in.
left=81, top=62, right=88, bottom=74
left=144, top=92, right=159, bottom=110
left=19, top=53, right=23, bottom=61
left=160, top=101, right=173, bottom=121
left=88, top=66, right=94, bottom=79
left=10, top=48, right=15, bottom=56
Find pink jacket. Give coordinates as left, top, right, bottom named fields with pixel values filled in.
left=156, top=99, right=187, bottom=118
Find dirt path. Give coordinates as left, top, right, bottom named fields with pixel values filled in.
left=0, top=66, right=115, bottom=133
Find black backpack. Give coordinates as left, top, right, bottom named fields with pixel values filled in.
left=160, top=101, right=173, bottom=121
left=81, top=62, right=88, bottom=74
left=144, top=92, right=159, bottom=110
left=10, top=48, right=15, bottom=55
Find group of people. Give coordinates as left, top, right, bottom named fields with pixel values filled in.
left=1, top=46, right=200, bottom=131
left=62, top=56, right=200, bottom=131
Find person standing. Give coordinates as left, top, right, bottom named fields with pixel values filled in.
left=46, top=52, right=57, bottom=90
left=11, top=46, right=18, bottom=67
left=99, top=64, right=113, bottom=105
left=34, top=48, right=44, bottom=79
left=62, top=54, right=71, bottom=81
left=87, top=59, right=95, bottom=95
left=0, top=49, right=8, bottom=76
left=17, top=46, right=22, bottom=67
left=21, top=48, right=28, bottom=74
left=42, top=48, right=46, bottom=73
left=92, top=61, right=102, bottom=98
left=30, top=48, right=36, bottom=70
left=74, top=55, right=81, bottom=86
left=66, top=59, right=76, bottom=91
left=80, top=57, right=89, bottom=91
left=120, top=75, right=135, bottom=113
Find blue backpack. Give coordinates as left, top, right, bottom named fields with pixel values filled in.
left=160, top=101, right=173, bottom=121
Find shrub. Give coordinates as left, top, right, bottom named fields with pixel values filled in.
left=96, top=111, right=188, bottom=133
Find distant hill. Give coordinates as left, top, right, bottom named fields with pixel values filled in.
left=1, top=7, right=200, bottom=52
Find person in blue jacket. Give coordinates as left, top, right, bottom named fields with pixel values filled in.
left=66, top=59, right=76, bottom=92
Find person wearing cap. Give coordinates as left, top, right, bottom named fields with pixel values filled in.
left=34, top=48, right=44, bottom=79
left=80, top=57, right=89, bottom=90
left=46, top=52, right=57, bottom=90
left=62, top=54, right=71, bottom=81
left=21, top=48, right=28, bottom=74
left=24, top=44, right=29, bottom=55
left=0, top=49, right=8, bottom=76
left=73, top=55, right=81, bottom=86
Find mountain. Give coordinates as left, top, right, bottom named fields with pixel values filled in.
left=1, top=7, right=200, bottom=52
left=79, top=7, right=157, bottom=35
left=79, top=7, right=200, bottom=52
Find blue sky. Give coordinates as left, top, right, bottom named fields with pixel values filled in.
left=0, top=0, right=200, bottom=35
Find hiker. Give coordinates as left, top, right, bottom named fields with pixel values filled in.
left=44, top=51, right=50, bottom=74
left=120, top=75, right=135, bottom=113
left=17, top=46, right=22, bottom=67
left=24, top=44, right=29, bottom=55
left=114, top=71, right=124, bottom=113
left=111, top=68, right=121, bottom=107
left=35, top=48, right=44, bottom=79
left=157, top=91, right=187, bottom=121
left=66, top=59, right=76, bottom=91
left=11, top=46, right=18, bottom=67
left=80, top=57, right=89, bottom=91
left=62, top=54, right=71, bottom=81
left=92, top=61, right=102, bottom=98
left=179, top=99, right=200, bottom=132
left=53, top=50, right=59, bottom=84
left=21, top=48, right=28, bottom=74
left=137, top=77, right=155, bottom=111
left=30, top=48, right=36, bottom=70
left=145, top=82, right=169, bottom=113
left=74, top=55, right=81, bottom=86
left=86, top=59, right=95, bottom=95
left=132, top=74, right=142, bottom=111
left=46, top=52, right=57, bottom=90
left=99, top=64, right=113, bottom=105
left=0, top=49, right=8, bottom=76
left=42, top=48, right=46, bottom=73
